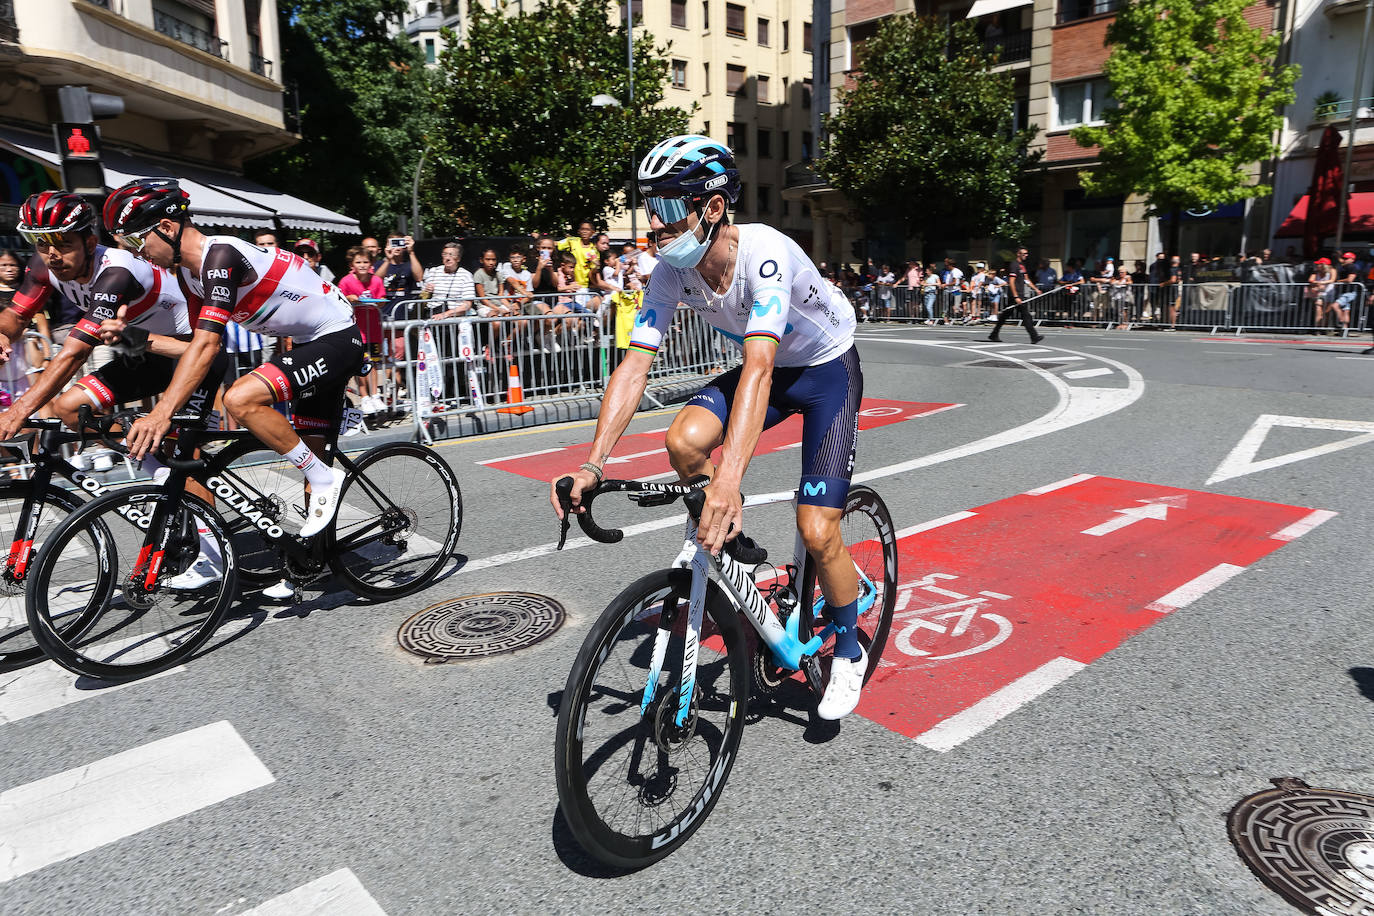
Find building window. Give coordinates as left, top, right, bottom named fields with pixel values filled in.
left=703, top=120, right=710, bottom=137
left=758, top=17, right=770, bottom=46
left=802, top=78, right=812, bottom=109
left=783, top=20, right=790, bottom=51
left=424, top=37, right=436, bottom=64
left=757, top=75, right=770, bottom=104
left=781, top=130, right=790, bottom=160
left=726, top=3, right=746, bottom=38
left=727, top=64, right=747, bottom=96
left=758, top=128, right=772, bottom=158
left=1057, top=0, right=1122, bottom=24
left=738, top=182, right=749, bottom=214
left=727, top=121, right=748, bottom=155
left=803, top=21, right=812, bottom=52
left=802, top=131, right=813, bottom=159
left=153, top=0, right=225, bottom=59
left=617, top=0, right=643, bottom=19
left=758, top=185, right=772, bottom=213
left=703, top=62, right=711, bottom=94
left=702, top=0, right=709, bottom=31
left=671, top=0, right=687, bottom=28
left=802, top=201, right=811, bottom=218
left=672, top=59, right=687, bottom=89
left=848, top=20, right=880, bottom=70
left=1053, top=77, right=1113, bottom=128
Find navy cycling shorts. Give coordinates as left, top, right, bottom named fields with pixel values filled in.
left=684, top=345, right=862, bottom=508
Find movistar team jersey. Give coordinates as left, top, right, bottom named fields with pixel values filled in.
left=631, top=223, right=855, bottom=368
left=11, top=245, right=194, bottom=346
left=190, top=235, right=355, bottom=343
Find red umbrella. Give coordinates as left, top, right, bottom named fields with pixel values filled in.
left=1305, top=125, right=1344, bottom=258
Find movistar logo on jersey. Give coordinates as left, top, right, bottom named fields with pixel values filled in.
left=802, top=481, right=827, bottom=497
left=635, top=308, right=658, bottom=328
left=752, top=294, right=783, bottom=318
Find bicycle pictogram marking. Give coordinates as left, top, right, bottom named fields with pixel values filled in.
left=892, top=573, right=1013, bottom=661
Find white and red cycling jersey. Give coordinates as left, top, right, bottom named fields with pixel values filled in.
left=188, top=236, right=354, bottom=342
left=10, top=245, right=195, bottom=347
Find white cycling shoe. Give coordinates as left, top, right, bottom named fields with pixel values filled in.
left=165, top=557, right=223, bottom=591
left=816, top=645, right=868, bottom=721
left=299, top=468, right=347, bottom=539
left=262, top=579, right=295, bottom=602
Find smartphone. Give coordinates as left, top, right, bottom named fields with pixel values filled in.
left=540, top=250, right=551, bottom=261
left=388, top=237, right=406, bottom=249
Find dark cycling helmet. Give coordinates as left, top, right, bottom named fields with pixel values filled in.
left=17, top=191, right=96, bottom=243
left=637, top=135, right=740, bottom=216
left=102, top=177, right=190, bottom=237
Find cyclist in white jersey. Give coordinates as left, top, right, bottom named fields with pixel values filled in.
left=550, top=135, right=870, bottom=720
left=106, top=179, right=362, bottom=545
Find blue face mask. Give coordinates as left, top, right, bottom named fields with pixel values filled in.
left=657, top=214, right=717, bottom=269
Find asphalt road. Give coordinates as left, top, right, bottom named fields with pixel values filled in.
left=3, top=325, right=1373, bottom=915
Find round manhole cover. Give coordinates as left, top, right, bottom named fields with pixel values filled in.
left=398, top=592, right=565, bottom=662
left=1229, top=777, right=1374, bottom=915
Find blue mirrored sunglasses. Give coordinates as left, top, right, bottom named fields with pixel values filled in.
left=642, top=196, right=691, bottom=226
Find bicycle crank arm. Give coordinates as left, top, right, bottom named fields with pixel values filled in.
left=800, top=654, right=824, bottom=695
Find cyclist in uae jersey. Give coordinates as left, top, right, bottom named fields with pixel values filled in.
left=549, top=135, right=869, bottom=721
left=107, top=178, right=362, bottom=543
left=0, top=191, right=225, bottom=444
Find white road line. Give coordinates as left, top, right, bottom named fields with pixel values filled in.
left=1207, top=414, right=1374, bottom=485
left=998, top=348, right=1054, bottom=355
left=1084, top=346, right=1145, bottom=350
left=604, top=447, right=668, bottom=464
left=914, top=656, right=1086, bottom=752
left=906, top=403, right=965, bottom=418
left=637, top=425, right=673, bottom=434
left=1334, top=356, right=1374, bottom=361
left=240, top=869, right=387, bottom=916
left=895, top=512, right=977, bottom=539
left=0, top=656, right=183, bottom=726
left=1270, top=509, right=1338, bottom=542
left=0, top=721, right=273, bottom=883
left=776, top=441, right=804, bottom=450
left=476, top=447, right=565, bottom=465
left=1030, top=355, right=1086, bottom=363
left=1145, top=563, right=1247, bottom=614
left=457, top=341, right=1145, bottom=575
left=1203, top=350, right=1273, bottom=356
left=1063, top=367, right=1114, bottom=379
left=1023, top=474, right=1096, bottom=496
left=962, top=342, right=1013, bottom=349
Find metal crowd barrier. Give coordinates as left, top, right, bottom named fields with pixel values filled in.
left=878, top=281, right=1371, bottom=334
left=379, top=294, right=741, bottom=443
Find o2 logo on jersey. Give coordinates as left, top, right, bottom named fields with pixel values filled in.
left=635, top=308, right=658, bottom=328
left=758, top=259, right=779, bottom=279
left=751, top=293, right=783, bottom=318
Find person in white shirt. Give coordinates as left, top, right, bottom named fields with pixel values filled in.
left=875, top=263, right=895, bottom=320
left=424, top=242, right=476, bottom=318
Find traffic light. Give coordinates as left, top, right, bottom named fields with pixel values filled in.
left=52, top=86, right=123, bottom=195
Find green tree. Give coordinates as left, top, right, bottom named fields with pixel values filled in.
left=1072, top=0, right=1298, bottom=257
left=421, top=0, right=690, bottom=236
left=246, top=0, right=432, bottom=236
left=818, top=15, right=1039, bottom=248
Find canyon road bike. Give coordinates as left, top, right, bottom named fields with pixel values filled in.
left=552, top=476, right=897, bottom=867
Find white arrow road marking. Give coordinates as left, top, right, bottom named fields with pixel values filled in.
left=1081, top=499, right=1175, bottom=536
left=0, top=721, right=273, bottom=883
left=240, top=869, right=388, bottom=916
left=1207, top=415, right=1374, bottom=485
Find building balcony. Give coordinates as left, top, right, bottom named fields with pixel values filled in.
left=1315, top=96, right=1374, bottom=122
left=1056, top=0, right=1122, bottom=25
left=153, top=8, right=227, bottom=60
left=250, top=52, right=273, bottom=79
left=984, top=30, right=1031, bottom=64
left=1325, top=0, right=1373, bottom=17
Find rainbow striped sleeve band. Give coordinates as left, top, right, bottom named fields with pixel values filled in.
left=743, top=330, right=781, bottom=347
left=628, top=342, right=659, bottom=357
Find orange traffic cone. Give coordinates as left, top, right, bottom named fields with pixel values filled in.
left=497, top=362, right=533, bottom=415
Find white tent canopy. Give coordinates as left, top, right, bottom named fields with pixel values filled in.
left=966, top=0, right=1033, bottom=18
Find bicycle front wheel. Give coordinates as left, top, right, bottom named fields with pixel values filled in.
left=555, top=568, right=749, bottom=868
left=0, top=482, right=106, bottom=672
left=327, top=442, right=462, bottom=600
left=801, top=485, right=899, bottom=683
left=27, top=486, right=238, bottom=681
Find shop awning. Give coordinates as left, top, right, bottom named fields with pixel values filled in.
left=0, top=125, right=358, bottom=233
left=1274, top=192, right=1374, bottom=238
left=966, top=0, right=1033, bottom=18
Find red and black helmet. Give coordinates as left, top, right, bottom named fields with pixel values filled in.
left=17, top=191, right=96, bottom=243
left=102, top=178, right=190, bottom=238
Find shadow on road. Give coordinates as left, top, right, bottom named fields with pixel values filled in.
left=1348, top=667, right=1374, bottom=702
left=550, top=805, right=639, bottom=878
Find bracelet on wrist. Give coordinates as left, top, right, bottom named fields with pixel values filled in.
left=580, top=462, right=604, bottom=482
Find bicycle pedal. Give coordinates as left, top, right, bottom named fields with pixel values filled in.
left=800, top=654, right=824, bottom=694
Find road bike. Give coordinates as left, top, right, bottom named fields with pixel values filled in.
left=24, top=405, right=463, bottom=681
left=552, top=475, right=898, bottom=867
left=0, top=411, right=136, bottom=672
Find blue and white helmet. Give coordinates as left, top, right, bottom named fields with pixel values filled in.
left=637, top=135, right=740, bottom=205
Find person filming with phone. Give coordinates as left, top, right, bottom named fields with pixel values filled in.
left=379, top=234, right=422, bottom=321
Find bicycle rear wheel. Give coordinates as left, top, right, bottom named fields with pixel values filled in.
left=0, top=483, right=107, bottom=672
left=27, top=486, right=237, bottom=681
left=555, top=568, right=749, bottom=868
left=327, top=442, right=461, bottom=600
left=800, top=485, right=899, bottom=683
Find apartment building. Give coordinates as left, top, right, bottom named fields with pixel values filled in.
left=0, top=0, right=356, bottom=249
left=1269, top=0, right=1374, bottom=253
left=403, top=0, right=817, bottom=246
left=804, top=0, right=1286, bottom=270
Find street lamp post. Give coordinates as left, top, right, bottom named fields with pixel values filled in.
left=1334, top=0, right=1374, bottom=255
left=591, top=93, right=637, bottom=246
